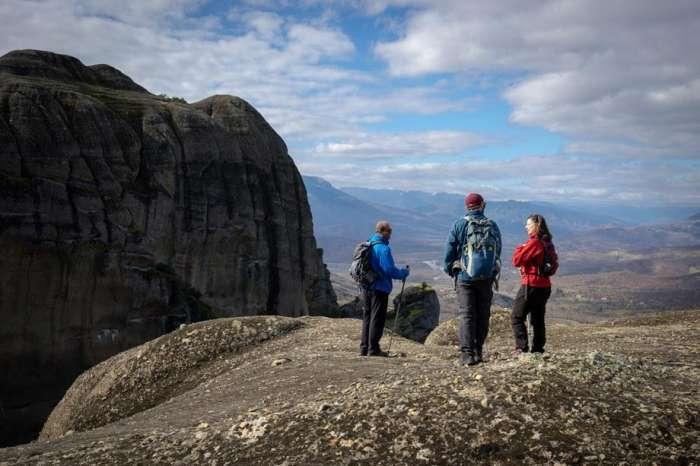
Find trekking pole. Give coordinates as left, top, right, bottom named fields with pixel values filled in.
left=386, top=275, right=407, bottom=354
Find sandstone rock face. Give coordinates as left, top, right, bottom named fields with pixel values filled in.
left=0, top=49, right=336, bottom=445
left=387, top=284, right=440, bottom=343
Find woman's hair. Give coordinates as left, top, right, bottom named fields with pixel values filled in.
left=527, top=214, right=553, bottom=239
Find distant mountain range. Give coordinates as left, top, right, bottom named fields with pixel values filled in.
left=341, top=186, right=622, bottom=238
left=303, top=177, right=444, bottom=261
left=304, top=176, right=700, bottom=262
left=565, top=216, right=700, bottom=251
left=305, top=177, right=605, bottom=261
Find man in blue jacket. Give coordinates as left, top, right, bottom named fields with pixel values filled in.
left=361, top=220, right=410, bottom=357
left=444, top=193, right=502, bottom=366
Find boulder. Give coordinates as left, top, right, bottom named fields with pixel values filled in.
left=425, top=307, right=512, bottom=348
left=337, top=296, right=364, bottom=319
left=0, top=49, right=336, bottom=445
left=41, top=316, right=303, bottom=439
left=387, top=283, right=440, bottom=343
left=493, top=292, right=514, bottom=308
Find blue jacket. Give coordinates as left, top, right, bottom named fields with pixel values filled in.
left=369, top=233, right=409, bottom=293
left=443, top=210, right=502, bottom=283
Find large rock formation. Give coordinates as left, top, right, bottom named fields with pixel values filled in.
left=0, top=49, right=336, bottom=445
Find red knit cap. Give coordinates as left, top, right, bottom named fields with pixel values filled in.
left=465, top=192, right=484, bottom=210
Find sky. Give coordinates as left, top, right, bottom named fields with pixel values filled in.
left=1, top=0, right=699, bottom=208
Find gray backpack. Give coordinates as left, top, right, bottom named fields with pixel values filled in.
left=349, top=240, right=380, bottom=287
left=460, top=216, right=499, bottom=280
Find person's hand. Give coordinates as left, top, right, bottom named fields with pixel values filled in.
left=402, top=267, right=410, bottom=279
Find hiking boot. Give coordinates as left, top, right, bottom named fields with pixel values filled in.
left=368, top=350, right=390, bottom=357
left=460, top=352, right=478, bottom=366
left=474, top=348, right=484, bottom=364
left=359, top=351, right=368, bottom=357
left=511, top=348, right=526, bottom=358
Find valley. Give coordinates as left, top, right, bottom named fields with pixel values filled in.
left=311, top=177, right=700, bottom=323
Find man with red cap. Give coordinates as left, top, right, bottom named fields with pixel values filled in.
left=443, top=193, right=502, bottom=366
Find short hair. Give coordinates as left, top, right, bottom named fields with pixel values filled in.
left=375, top=220, right=392, bottom=233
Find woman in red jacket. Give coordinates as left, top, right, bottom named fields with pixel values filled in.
left=511, top=214, right=558, bottom=354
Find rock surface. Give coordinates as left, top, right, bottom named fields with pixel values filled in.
left=425, top=306, right=512, bottom=349
left=0, top=49, right=336, bottom=445
left=337, top=296, right=364, bottom=319
left=41, top=317, right=304, bottom=440
left=0, top=310, right=697, bottom=464
left=387, top=283, right=440, bottom=343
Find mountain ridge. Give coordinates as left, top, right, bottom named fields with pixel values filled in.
left=304, top=176, right=627, bottom=262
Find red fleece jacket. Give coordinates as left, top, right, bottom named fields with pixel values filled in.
left=512, top=235, right=558, bottom=287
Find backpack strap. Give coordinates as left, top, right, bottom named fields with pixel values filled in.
left=367, top=239, right=382, bottom=260
left=536, top=238, right=554, bottom=276
left=460, top=216, right=472, bottom=250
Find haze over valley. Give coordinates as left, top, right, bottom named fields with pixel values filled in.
left=304, top=176, right=700, bottom=319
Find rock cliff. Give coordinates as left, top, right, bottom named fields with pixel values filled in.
left=1, top=311, right=697, bottom=464
left=0, top=49, right=336, bottom=445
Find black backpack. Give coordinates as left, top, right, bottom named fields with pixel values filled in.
left=349, top=240, right=380, bottom=287
left=538, top=240, right=558, bottom=277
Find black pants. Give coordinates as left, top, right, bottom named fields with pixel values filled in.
left=456, top=280, right=493, bottom=355
left=360, top=289, right=389, bottom=355
left=511, top=285, right=551, bottom=352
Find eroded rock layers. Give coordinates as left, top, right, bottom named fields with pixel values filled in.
left=0, top=49, right=336, bottom=445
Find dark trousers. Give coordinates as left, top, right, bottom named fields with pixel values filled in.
left=456, top=280, right=493, bottom=355
left=511, top=285, right=551, bottom=352
left=360, top=289, right=389, bottom=354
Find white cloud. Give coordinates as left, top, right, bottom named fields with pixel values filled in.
left=0, top=0, right=466, bottom=146
left=257, top=84, right=470, bottom=141
left=1, top=0, right=698, bottom=205
left=374, top=0, right=700, bottom=158
left=301, top=155, right=700, bottom=204
left=312, top=131, right=485, bottom=158
left=239, top=10, right=285, bottom=42
left=74, top=0, right=206, bottom=26
left=286, top=23, right=355, bottom=61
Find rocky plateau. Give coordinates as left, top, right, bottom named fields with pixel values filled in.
left=0, top=309, right=697, bottom=464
